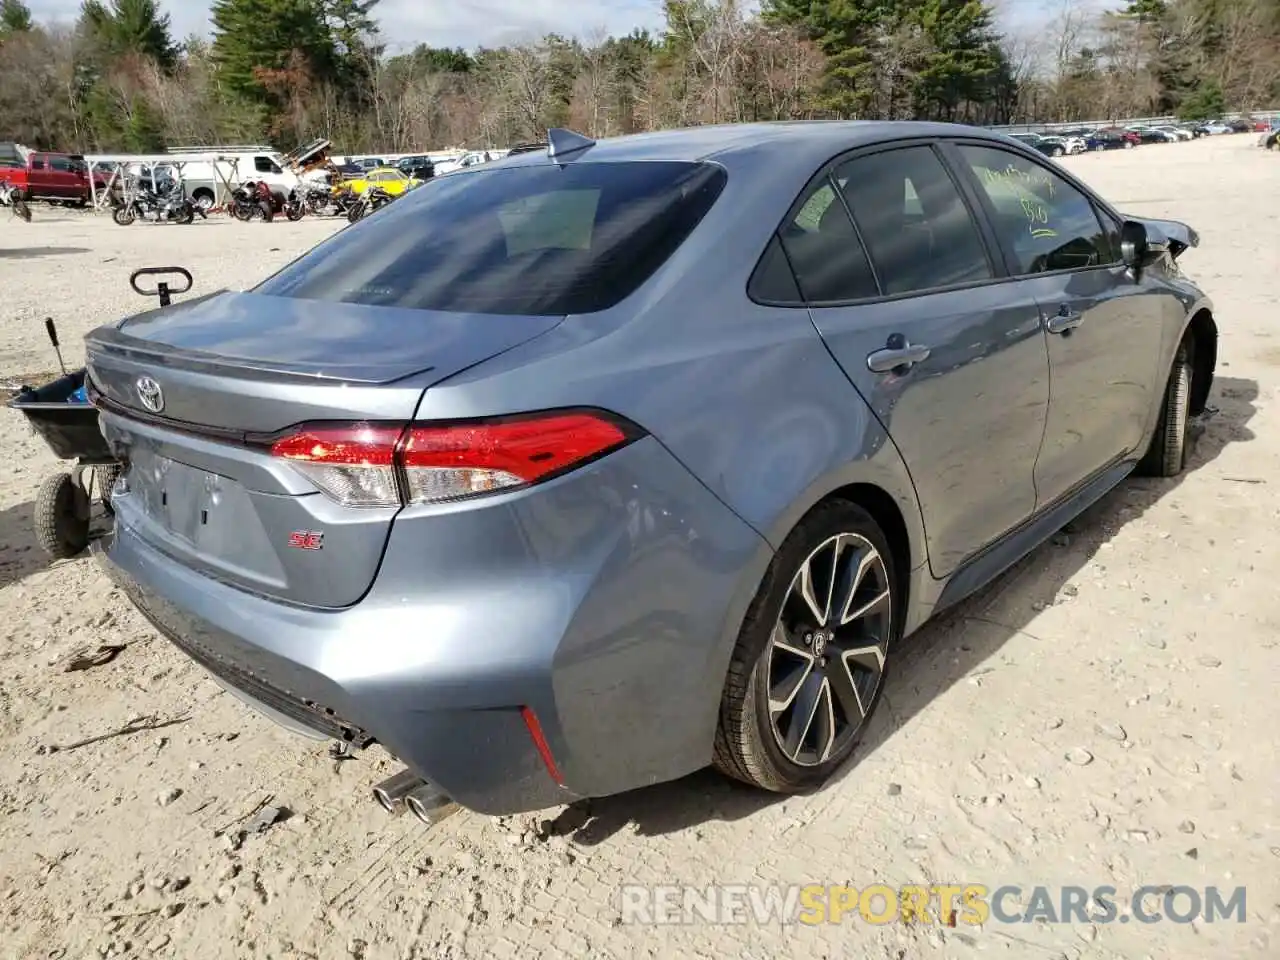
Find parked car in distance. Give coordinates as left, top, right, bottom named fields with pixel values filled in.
left=1153, top=125, right=1193, bottom=141
left=1127, top=126, right=1176, bottom=144
left=395, top=155, right=436, bottom=181
left=1085, top=130, right=1132, bottom=151
left=86, top=121, right=1217, bottom=818
left=1201, top=121, right=1233, bottom=135
left=1044, top=134, right=1087, bottom=154
left=0, top=144, right=92, bottom=206
left=1012, top=133, right=1083, bottom=157
left=343, top=166, right=422, bottom=196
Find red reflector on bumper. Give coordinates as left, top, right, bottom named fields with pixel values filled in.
left=521, top=705, right=564, bottom=786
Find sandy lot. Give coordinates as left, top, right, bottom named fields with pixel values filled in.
left=1, top=137, right=1277, bottom=960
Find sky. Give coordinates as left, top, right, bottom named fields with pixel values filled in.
left=26, top=0, right=1064, bottom=52
left=26, top=0, right=671, bottom=51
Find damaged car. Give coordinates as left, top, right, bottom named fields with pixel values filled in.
left=85, top=123, right=1216, bottom=818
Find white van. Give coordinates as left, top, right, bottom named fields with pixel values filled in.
left=165, top=148, right=302, bottom=209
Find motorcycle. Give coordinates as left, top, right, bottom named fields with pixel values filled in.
left=329, top=185, right=360, bottom=218
left=0, top=178, right=32, bottom=222
left=346, top=185, right=395, bottom=223
left=112, top=181, right=203, bottom=226
left=282, top=188, right=306, bottom=221
left=299, top=182, right=333, bottom=216
left=231, top=180, right=305, bottom=222
left=230, top=180, right=275, bottom=222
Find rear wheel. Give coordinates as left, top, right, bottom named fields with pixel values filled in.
left=714, top=501, right=897, bottom=793
left=1138, top=341, right=1193, bottom=477
left=34, top=472, right=91, bottom=559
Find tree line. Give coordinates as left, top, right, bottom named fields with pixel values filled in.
left=0, top=0, right=1276, bottom=155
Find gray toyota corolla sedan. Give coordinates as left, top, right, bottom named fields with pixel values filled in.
left=85, top=122, right=1216, bottom=818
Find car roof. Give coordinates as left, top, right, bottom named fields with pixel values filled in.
left=491, top=121, right=1012, bottom=172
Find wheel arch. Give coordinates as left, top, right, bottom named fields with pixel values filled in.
left=814, top=482, right=914, bottom=633
left=1184, top=307, right=1217, bottom=416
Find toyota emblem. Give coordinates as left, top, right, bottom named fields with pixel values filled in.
left=135, top=376, right=164, bottom=413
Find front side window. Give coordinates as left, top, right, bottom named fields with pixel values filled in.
left=835, top=146, right=992, bottom=296
left=257, top=160, right=727, bottom=316
left=958, top=144, right=1115, bottom=275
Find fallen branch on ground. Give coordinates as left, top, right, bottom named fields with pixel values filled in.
left=50, top=713, right=191, bottom=754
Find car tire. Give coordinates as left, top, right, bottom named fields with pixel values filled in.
left=34, top=471, right=90, bottom=559
left=1124, top=140, right=1135, bottom=149
left=713, top=500, right=898, bottom=793
left=1052, top=146, right=1064, bottom=157
left=1138, top=341, right=1193, bottom=478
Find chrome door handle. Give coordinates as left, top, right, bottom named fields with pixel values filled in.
left=1045, top=306, right=1083, bottom=335
left=867, top=340, right=931, bottom=374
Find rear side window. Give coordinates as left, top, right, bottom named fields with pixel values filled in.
left=749, top=235, right=803, bottom=304
left=775, top=180, right=878, bottom=303
left=835, top=146, right=992, bottom=296
left=257, top=161, right=728, bottom=315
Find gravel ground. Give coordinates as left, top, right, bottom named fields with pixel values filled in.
left=1, top=136, right=1277, bottom=960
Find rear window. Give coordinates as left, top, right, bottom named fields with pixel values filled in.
left=256, top=160, right=727, bottom=315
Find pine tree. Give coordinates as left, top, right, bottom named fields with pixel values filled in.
left=0, top=0, right=33, bottom=35
left=80, top=0, right=177, bottom=68
left=210, top=0, right=337, bottom=101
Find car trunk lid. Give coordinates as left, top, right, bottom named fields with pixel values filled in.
left=87, top=291, right=564, bottom=607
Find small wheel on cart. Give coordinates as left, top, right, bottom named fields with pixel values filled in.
left=97, top=464, right=123, bottom=514
left=34, top=471, right=91, bottom=559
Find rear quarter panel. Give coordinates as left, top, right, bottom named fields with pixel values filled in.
left=410, top=148, right=930, bottom=757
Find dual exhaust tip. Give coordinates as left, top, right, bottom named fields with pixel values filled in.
left=373, top=768, right=457, bottom=825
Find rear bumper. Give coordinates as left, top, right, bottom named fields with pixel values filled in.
left=95, top=436, right=770, bottom=815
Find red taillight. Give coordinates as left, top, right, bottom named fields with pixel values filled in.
left=268, top=411, right=635, bottom=508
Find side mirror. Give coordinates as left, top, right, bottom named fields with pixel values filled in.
left=1119, top=220, right=1147, bottom=267
left=1120, top=220, right=1168, bottom=269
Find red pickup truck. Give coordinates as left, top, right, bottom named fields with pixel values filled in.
left=0, top=143, right=93, bottom=206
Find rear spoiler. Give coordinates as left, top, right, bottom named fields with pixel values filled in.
left=1122, top=215, right=1199, bottom=261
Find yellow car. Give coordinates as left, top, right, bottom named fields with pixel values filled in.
left=341, top=166, right=422, bottom=196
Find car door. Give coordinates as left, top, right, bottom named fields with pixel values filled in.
left=27, top=153, right=51, bottom=196
left=49, top=155, right=79, bottom=198
left=789, top=142, right=1051, bottom=577
left=948, top=141, right=1166, bottom=508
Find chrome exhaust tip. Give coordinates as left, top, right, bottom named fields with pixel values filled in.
left=372, top=769, right=424, bottom=815
left=405, top=782, right=459, bottom=826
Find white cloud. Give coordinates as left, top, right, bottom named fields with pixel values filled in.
left=25, top=0, right=668, bottom=50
